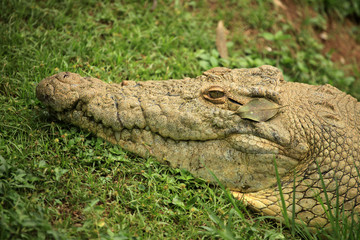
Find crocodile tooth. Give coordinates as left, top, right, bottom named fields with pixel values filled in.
left=115, top=131, right=121, bottom=142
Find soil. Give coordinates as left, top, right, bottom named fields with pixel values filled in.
left=208, top=0, right=360, bottom=73
left=281, top=0, right=360, bottom=71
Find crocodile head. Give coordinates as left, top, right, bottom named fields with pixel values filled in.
left=37, top=66, right=304, bottom=191
left=37, top=65, right=360, bottom=228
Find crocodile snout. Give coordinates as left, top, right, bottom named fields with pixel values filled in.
left=36, top=72, right=81, bottom=112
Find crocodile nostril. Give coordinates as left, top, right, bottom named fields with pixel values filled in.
left=36, top=81, right=54, bottom=103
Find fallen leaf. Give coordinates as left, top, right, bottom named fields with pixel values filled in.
left=216, top=20, right=229, bottom=59
left=151, top=0, right=157, bottom=11
left=273, top=0, right=287, bottom=10
left=97, top=220, right=106, bottom=227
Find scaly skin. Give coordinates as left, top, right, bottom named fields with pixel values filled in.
left=36, top=65, right=360, bottom=230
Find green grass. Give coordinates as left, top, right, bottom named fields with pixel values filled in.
left=1, top=0, right=359, bottom=239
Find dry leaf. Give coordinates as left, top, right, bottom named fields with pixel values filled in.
left=216, top=20, right=229, bottom=59
left=151, top=0, right=157, bottom=11
left=273, top=0, right=287, bottom=10
left=236, top=98, right=282, bottom=122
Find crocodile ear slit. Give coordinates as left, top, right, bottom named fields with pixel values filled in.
left=228, top=97, right=242, bottom=105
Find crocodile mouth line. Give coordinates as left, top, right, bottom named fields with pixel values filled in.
left=229, top=134, right=288, bottom=155
left=54, top=107, right=219, bottom=145
left=51, top=104, right=291, bottom=161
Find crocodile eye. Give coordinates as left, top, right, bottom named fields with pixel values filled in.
left=209, top=90, right=225, bottom=99
left=203, top=86, right=226, bottom=104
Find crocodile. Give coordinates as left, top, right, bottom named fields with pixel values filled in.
left=36, top=65, right=360, bottom=230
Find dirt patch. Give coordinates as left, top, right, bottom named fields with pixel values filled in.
left=205, top=0, right=359, bottom=75
left=322, top=19, right=360, bottom=66
left=281, top=0, right=360, bottom=70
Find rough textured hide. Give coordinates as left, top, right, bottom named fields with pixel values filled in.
left=36, top=65, right=360, bottom=230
